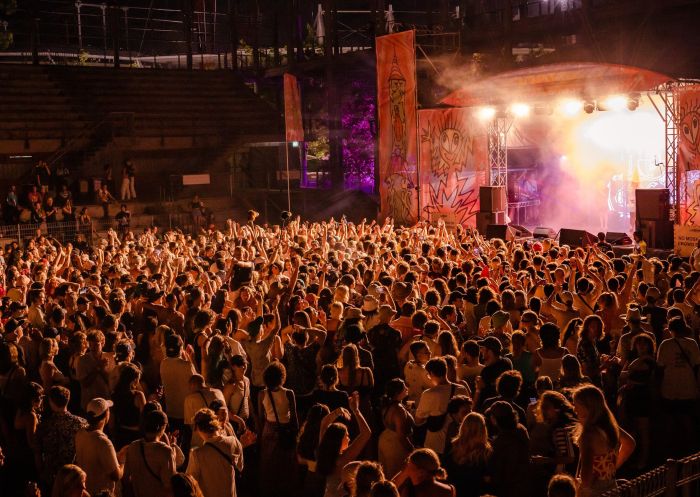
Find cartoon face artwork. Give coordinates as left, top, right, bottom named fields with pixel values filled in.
left=679, top=92, right=700, bottom=171
left=681, top=109, right=700, bottom=153
left=389, top=55, right=408, bottom=166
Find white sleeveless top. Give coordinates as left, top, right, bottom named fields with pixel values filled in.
left=262, top=388, right=291, bottom=423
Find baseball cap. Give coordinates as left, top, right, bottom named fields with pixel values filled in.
left=86, top=398, right=113, bottom=418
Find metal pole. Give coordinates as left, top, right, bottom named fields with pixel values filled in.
left=101, top=4, right=107, bottom=66
left=76, top=1, right=83, bottom=49
left=123, top=7, right=131, bottom=64
left=285, top=142, right=292, bottom=211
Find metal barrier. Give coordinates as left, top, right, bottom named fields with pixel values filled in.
left=600, top=452, right=700, bottom=497
left=0, top=220, right=94, bottom=245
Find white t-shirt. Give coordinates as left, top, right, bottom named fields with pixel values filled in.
left=187, top=436, right=243, bottom=497
left=416, top=382, right=470, bottom=454
left=75, top=429, right=119, bottom=495
left=160, top=357, right=197, bottom=419
left=657, top=337, right=700, bottom=400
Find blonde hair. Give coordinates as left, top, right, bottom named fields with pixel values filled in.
left=450, top=412, right=492, bottom=465
left=52, top=464, right=86, bottom=497
left=572, top=385, right=619, bottom=450
left=334, top=285, right=350, bottom=304
left=330, top=301, right=345, bottom=320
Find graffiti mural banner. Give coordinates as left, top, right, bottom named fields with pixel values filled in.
left=284, top=73, right=304, bottom=143
left=679, top=85, right=700, bottom=173
left=376, top=30, right=418, bottom=225
left=418, top=108, right=489, bottom=227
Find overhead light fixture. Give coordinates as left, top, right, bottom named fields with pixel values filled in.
left=560, top=99, right=583, bottom=117
left=477, top=106, right=496, bottom=120
left=627, top=92, right=641, bottom=111
left=510, top=103, right=531, bottom=118
left=603, top=94, right=627, bottom=112
left=583, top=100, right=595, bottom=114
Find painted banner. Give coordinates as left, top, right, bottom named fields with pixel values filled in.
left=418, top=108, right=489, bottom=227
left=674, top=224, right=700, bottom=256
left=284, top=73, right=304, bottom=143
left=679, top=85, right=700, bottom=173
left=376, top=30, right=418, bottom=225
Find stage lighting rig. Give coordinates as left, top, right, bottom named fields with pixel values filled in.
left=583, top=100, right=595, bottom=114
left=511, top=103, right=531, bottom=118
left=478, top=106, right=496, bottom=120
left=627, top=92, right=640, bottom=111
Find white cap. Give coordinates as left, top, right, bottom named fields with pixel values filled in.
left=86, top=398, right=113, bottom=418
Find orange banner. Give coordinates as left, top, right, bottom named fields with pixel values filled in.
left=679, top=85, right=700, bottom=173
left=376, top=30, right=418, bottom=225
left=284, top=73, right=304, bottom=143
left=418, top=108, right=489, bottom=227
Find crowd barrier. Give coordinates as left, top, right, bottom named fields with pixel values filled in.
left=601, top=452, right=700, bottom=497
left=0, top=220, right=94, bottom=245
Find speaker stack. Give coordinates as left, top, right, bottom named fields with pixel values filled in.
left=477, top=186, right=507, bottom=237
left=635, top=189, right=673, bottom=249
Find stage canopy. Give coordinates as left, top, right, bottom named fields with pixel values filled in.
left=440, top=62, right=674, bottom=107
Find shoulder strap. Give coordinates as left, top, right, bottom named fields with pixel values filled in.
left=236, top=381, right=247, bottom=416
left=674, top=339, right=695, bottom=368
left=267, top=389, right=282, bottom=424
left=198, top=390, right=208, bottom=406
left=139, top=441, right=162, bottom=483
left=205, top=441, right=235, bottom=467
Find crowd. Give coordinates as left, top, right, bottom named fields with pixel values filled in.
left=0, top=212, right=699, bottom=497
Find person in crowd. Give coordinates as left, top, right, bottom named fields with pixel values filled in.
left=573, top=385, right=635, bottom=497
left=187, top=408, right=255, bottom=497
left=74, top=398, right=122, bottom=495
left=379, top=378, right=414, bottom=479
left=36, top=386, right=87, bottom=491
left=121, top=160, right=137, bottom=201
left=97, top=183, right=115, bottom=219
left=391, top=448, right=455, bottom=497
left=445, top=412, right=492, bottom=497
left=316, top=391, right=372, bottom=497
left=122, top=409, right=184, bottom=497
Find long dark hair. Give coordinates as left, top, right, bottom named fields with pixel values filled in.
left=315, top=423, right=348, bottom=476
left=297, top=404, right=330, bottom=461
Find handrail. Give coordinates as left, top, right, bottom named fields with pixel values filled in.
left=46, top=118, right=110, bottom=167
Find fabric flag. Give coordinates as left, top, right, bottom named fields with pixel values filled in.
left=284, top=73, right=304, bottom=143
left=314, top=4, right=325, bottom=45
left=376, top=30, right=418, bottom=225
left=417, top=107, right=489, bottom=227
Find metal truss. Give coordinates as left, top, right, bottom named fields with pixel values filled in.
left=488, top=116, right=512, bottom=187
left=649, top=79, right=700, bottom=224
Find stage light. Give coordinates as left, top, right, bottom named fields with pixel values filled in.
left=627, top=92, right=640, bottom=111
left=511, top=103, right=531, bottom=117
left=603, top=95, right=627, bottom=112
left=292, top=141, right=300, bottom=147
left=560, top=99, right=583, bottom=117
left=478, top=106, right=496, bottom=120
left=583, top=100, right=595, bottom=114
left=560, top=155, right=567, bottom=161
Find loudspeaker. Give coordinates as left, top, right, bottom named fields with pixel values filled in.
left=479, top=186, right=507, bottom=212
left=605, top=232, right=632, bottom=245
left=476, top=211, right=505, bottom=234
left=533, top=227, right=556, bottom=239
left=485, top=224, right=515, bottom=241
left=637, top=220, right=673, bottom=249
left=509, top=224, right=532, bottom=238
left=559, top=228, right=597, bottom=247
left=635, top=189, right=670, bottom=221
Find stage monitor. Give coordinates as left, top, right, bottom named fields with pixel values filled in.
left=605, top=232, right=632, bottom=246
left=637, top=220, right=673, bottom=249
left=485, top=224, right=515, bottom=241
left=533, top=227, right=556, bottom=239
left=479, top=186, right=507, bottom=212
left=509, top=224, right=532, bottom=238
left=559, top=228, right=597, bottom=247
left=635, top=189, right=670, bottom=221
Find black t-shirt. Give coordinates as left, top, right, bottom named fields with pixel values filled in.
left=115, top=211, right=130, bottom=227
left=478, top=357, right=513, bottom=408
